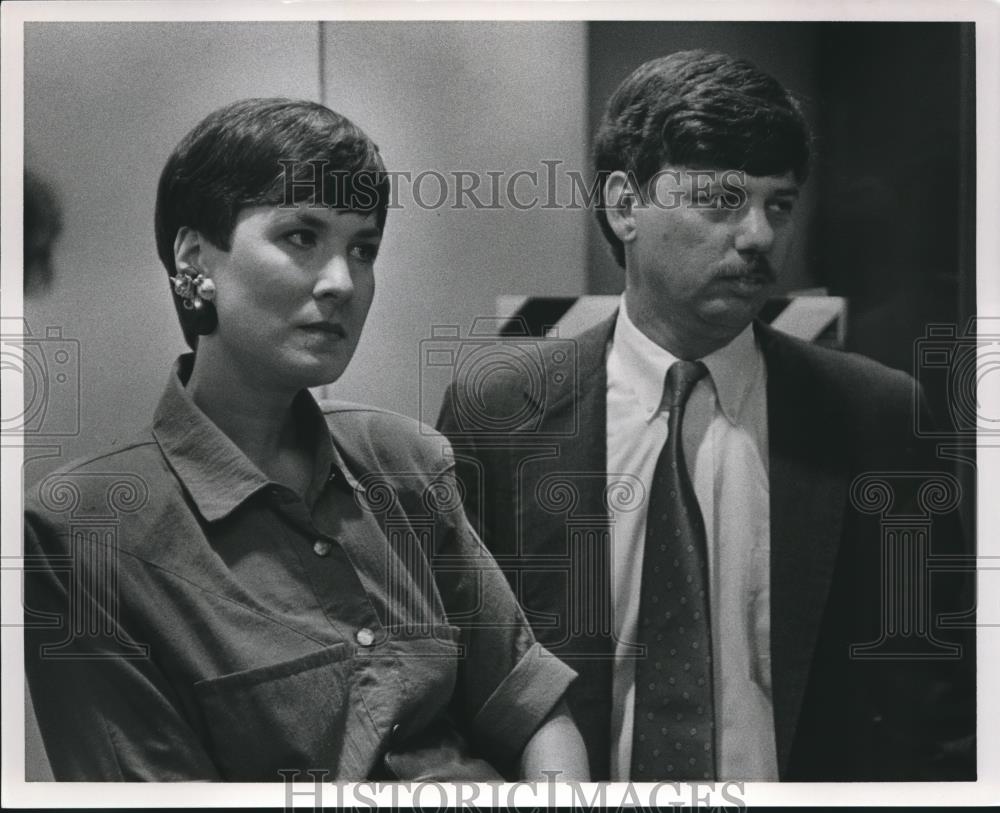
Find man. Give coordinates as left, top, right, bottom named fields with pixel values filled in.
left=437, top=50, right=974, bottom=781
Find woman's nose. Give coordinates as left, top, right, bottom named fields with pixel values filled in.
left=313, top=253, right=353, bottom=300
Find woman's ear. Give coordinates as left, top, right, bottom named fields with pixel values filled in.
left=173, top=226, right=204, bottom=271
left=170, top=226, right=219, bottom=338
left=604, top=170, right=640, bottom=245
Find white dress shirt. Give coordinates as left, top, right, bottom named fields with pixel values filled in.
left=606, top=298, right=777, bottom=780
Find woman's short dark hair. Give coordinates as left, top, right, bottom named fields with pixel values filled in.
left=155, top=98, right=390, bottom=349
left=593, top=50, right=812, bottom=268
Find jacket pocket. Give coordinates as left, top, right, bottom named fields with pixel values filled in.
left=193, top=643, right=368, bottom=781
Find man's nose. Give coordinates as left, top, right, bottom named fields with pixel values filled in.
left=734, top=205, right=775, bottom=254
left=313, top=253, right=354, bottom=301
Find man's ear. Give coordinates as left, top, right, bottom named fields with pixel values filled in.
left=173, top=226, right=205, bottom=272
left=604, top=170, right=640, bottom=245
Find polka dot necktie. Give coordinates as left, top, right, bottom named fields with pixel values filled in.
left=630, top=359, right=716, bottom=781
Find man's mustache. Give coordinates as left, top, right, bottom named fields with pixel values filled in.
left=716, top=257, right=775, bottom=283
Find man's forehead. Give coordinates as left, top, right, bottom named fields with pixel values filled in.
left=662, top=165, right=799, bottom=187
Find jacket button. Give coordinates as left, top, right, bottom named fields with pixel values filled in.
left=872, top=713, right=883, bottom=724
left=356, top=627, right=376, bottom=647
left=313, top=539, right=332, bottom=557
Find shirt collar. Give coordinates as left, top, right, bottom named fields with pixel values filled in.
left=610, top=297, right=762, bottom=426
left=610, top=300, right=680, bottom=423
left=152, top=354, right=358, bottom=522
left=701, top=322, right=762, bottom=426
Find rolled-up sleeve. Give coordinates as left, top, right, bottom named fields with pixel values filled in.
left=470, top=641, right=576, bottom=760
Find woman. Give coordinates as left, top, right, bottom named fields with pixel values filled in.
left=24, top=98, right=588, bottom=781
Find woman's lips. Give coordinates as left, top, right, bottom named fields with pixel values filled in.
left=300, top=322, right=347, bottom=338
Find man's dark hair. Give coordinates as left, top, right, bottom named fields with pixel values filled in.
left=155, top=97, right=389, bottom=349
left=593, top=50, right=812, bottom=268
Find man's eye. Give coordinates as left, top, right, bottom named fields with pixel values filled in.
left=350, top=244, right=379, bottom=263
left=286, top=230, right=317, bottom=248
left=692, top=189, right=741, bottom=211
left=691, top=189, right=719, bottom=207
left=768, top=199, right=796, bottom=216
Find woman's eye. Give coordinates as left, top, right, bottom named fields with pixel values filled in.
left=349, top=244, right=379, bottom=263
left=286, top=230, right=317, bottom=248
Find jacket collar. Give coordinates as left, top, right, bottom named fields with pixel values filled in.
left=534, top=312, right=617, bottom=418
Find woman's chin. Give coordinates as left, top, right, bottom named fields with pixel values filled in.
left=299, top=355, right=354, bottom=390
left=249, top=352, right=352, bottom=393
left=305, top=371, right=347, bottom=391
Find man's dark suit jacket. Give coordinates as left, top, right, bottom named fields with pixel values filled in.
left=437, top=315, right=974, bottom=781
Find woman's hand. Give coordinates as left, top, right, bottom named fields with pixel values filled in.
left=519, top=699, right=590, bottom=781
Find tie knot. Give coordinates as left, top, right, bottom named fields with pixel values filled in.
left=665, top=360, right=707, bottom=409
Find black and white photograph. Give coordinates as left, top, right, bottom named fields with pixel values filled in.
left=2, top=1, right=997, bottom=808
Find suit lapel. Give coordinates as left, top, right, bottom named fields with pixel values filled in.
left=520, top=315, right=614, bottom=495
left=518, top=322, right=612, bottom=633
left=536, top=315, right=615, bottom=443
left=518, top=315, right=617, bottom=777
left=525, top=312, right=615, bottom=571
left=758, top=324, right=849, bottom=777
